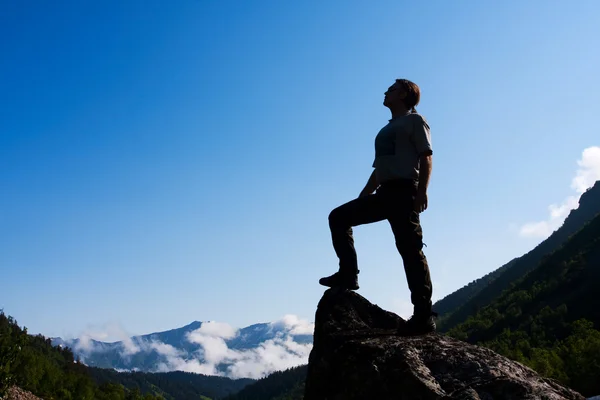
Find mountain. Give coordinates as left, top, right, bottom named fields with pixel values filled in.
left=1, top=310, right=258, bottom=399
left=446, top=211, right=600, bottom=396
left=222, top=365, right=307, bottom=400
left=434, top=180, right=600, bottom=331
left=0, top=311, right=165, bottom=400
left=88, top=367, right=253, bottom=400
left=52, top=318, right=313, bottom=379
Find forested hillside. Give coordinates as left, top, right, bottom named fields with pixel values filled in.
left=433, top=259, right=517, bottom=317
left=447, top=212, right=600, bottom=397
left=222, top=365, right=307, bottom=400
left=0, top=311, right=165, bottom=399
left=89, top=368, right=252, bottom=400
left=0, top=312, right=252, bottom=400
left=436, top=180, right=600, bottom=331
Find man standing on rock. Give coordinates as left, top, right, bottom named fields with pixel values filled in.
left=319, top=78, right=436, bottom=335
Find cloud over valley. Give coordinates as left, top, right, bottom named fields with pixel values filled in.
left=60, top=315, right=314, bottom=380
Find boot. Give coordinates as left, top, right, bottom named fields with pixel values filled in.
left=404, top=311, right=437, bottom=335
left=319, top=270, right=359, bottom=290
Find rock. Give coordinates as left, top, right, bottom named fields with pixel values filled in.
left=3, top=387, right=43, bottom=400
left=304, top=288, right=585, bottom=400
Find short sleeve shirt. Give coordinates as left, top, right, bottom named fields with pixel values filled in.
left=372, top=113, right=432, bottom=183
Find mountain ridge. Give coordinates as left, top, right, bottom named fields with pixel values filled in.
left=51, top=318, right=314, bottom=379
left=444, top=211, right=600, bottom=396
left=434, top=180, right=600, bottom=331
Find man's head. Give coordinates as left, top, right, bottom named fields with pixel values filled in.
left=383, top=79, right=420, bottom=113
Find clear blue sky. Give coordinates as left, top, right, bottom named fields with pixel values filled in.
left=2, top=0, right=599, bottom=341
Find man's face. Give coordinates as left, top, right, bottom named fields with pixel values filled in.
left=383, top=82, right=406, bottom=108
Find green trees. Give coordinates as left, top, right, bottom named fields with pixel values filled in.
left=446, top=213, right=600, bottom=396
left=560, top=320, right=600, bottom=395
left=1, top=309, right=256, bottom=399
left=223, top=365, right=307, bottom=400
left=0, top=311, right=164, bottom=400
left=437, top=181, right=600, bottom=332
left=88, top=368, right=252, bottom=399
left=0, top=312, right=26, bottom=397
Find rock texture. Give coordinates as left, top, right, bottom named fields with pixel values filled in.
left=3, top=387, right=43, bottom=400
left=304, top=288, right=585, bottom=400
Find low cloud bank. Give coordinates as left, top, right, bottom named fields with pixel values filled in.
left=181, top=316, right=313, bottom=379
left=70, top=315, right=313, bottom=379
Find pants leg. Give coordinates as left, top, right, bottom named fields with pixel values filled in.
left=328, top=193, right=389, bottom=275
left=387, top=190, right=433, bottom=315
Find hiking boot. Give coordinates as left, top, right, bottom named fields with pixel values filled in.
left=404, top=312, right=437, bottom=335
left=319, top=271, right=359, bottom=290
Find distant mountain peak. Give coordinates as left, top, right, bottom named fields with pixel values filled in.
left=50, top=318, right=314, bottom=379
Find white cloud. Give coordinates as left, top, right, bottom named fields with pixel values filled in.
left=120, top=337, right=141, bottom=356
left=571, top=147, right=600, bottom=193
left=73, top=316, right=314, bottom=379
left=73, top=321, right=134, bottom=355
left=181, top=316, right=312, bottom=379
left=148, top=341, right=184, bottom=358
left=155, top=354, right=219, bottom=376
left=191, top=321, right=237, bottom=339
left=186, top=321, right=238, bottom=367
left=519, top=146, right=600, bottom=238
left=226, top=336, right=312, bottom=379
left=270, top=314, right=315, bottom=335
left=74, top=334, right=99, bottom=354
left=189, top=334, right=231, bottom=365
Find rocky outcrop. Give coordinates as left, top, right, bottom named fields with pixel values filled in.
left=304, top=289, right=585, bottom=400
left=3, top=387, right=43, bottom=400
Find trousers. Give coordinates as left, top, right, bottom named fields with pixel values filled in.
left=328, top=179, right=433, bottom=314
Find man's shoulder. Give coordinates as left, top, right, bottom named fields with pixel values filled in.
left=407, top=112, right=428, bottom=123
left=407, top=113, right=430, bottom=129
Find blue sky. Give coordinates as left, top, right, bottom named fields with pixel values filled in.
left=1, top=0, right=599, bottom=341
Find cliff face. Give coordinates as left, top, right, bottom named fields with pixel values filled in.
left=304, top=289, right=585, bottom=400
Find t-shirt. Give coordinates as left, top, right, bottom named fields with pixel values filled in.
left=372, top=113, right=432, bottom=184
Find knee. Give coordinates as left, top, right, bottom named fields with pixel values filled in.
left=328, top=207, right=346, bottom=228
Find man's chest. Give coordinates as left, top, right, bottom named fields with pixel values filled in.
left=375, top=122, right=412, bottom=155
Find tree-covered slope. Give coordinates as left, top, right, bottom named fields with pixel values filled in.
left=222, top=365, right=307, bottom=400
left=435, top=180, right=600, bottom=331
left=0, top=312, right=252, bottom=400
left=0, top=311, right=165, bottom=399
left=89, top=368, right=253, bottom=400
left=447, top=212, right=600, bottom=397
left=433, top=259, right=517, bottom=317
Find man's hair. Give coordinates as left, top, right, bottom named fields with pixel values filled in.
left=396, top=79, right=420, bottom=113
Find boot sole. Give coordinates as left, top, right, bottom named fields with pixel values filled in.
left=318, top=280, right=359, bottom=290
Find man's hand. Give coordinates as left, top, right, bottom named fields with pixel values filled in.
left=359, top=170, right=378, bottom=198
left=415, top=153, right=432, bottom=213
left=414, top=191, right=428, bottom=213
left=359, top=189, right=372, bottom=198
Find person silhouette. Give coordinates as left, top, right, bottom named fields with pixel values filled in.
left=319, top=79, right=436, bottom=334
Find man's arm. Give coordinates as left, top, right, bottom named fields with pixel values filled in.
left=359, top=170, right=379, bottom=197
left=414, top=154, right=432, bottom=212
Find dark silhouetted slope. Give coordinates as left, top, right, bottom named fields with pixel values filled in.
left=222, top=365, right=307, bottom=400
left=436, top=180, right=600, bottom=331
left=448, top=212, right=600, bottom=396
left=89, top=367, right=253, bottom=400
